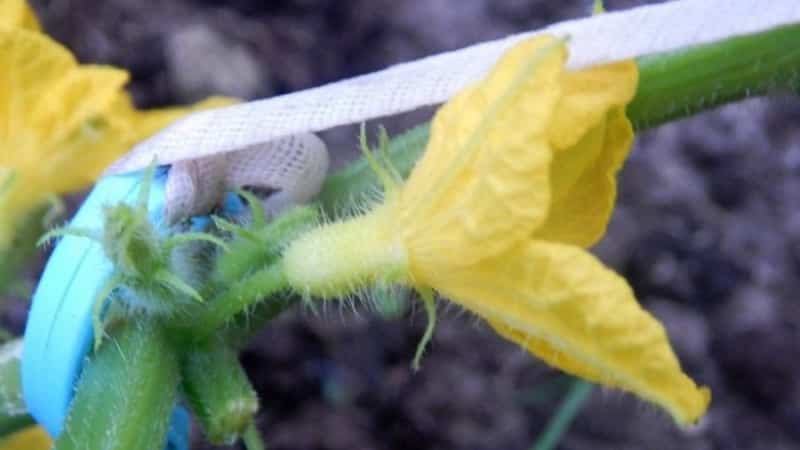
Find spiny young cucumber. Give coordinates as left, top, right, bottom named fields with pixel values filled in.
left=180, top=341, right=260, bottom=445
left=54, top=318, right=180, bottom=450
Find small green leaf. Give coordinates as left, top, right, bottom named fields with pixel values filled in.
left=236, top=189, right=267, bottom=229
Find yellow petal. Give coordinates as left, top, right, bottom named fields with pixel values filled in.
left=0, top=29, right=128, bottom=146
left=533, top=107, right=634, bottom=247
left=433, top=240, right=710, bottom=425
left=0, top=0, right=41, bottom=31
left=400, top=36, right=565, bottom=271
left=0, top=30, right=74, bottom=140
left=0, top=426, right=52, bottom=450
left=0, top=30, right=126, bottom=196
left=548, top=60, right=638, bottom=150
left=32, top=65, right=129, bottom=144
left=0, top=169, right=16, bottom=249
left=39, top=118, right=131, bottom=194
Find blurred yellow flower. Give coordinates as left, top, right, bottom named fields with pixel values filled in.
left=0, top=0, right=234, bottom=252
left=0, top=426, right=51, bottom=450
left=284, top=35, right=710, bottom=425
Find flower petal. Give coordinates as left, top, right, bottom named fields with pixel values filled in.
left=40, top=95, right=236, bottom=195
left=0, top=30, right=73, bottom=141
left=0, top=0, right=41, bottom=31
left=548, top=60, right=638, bottom=150
left=39, top=119, right=130, bottom=194
left=32, top=65, right=129, bottom=144
left=0, top=29, right=127, bottom=149
left=433, top=240, right=710, bottom=425
left=533, top=107, right=634, bottom=247
left=400, top=36, right=565, bottom=270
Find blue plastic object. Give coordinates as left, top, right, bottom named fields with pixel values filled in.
left=21, top=169, right=189, bottom=449
left=167, top=408, right=191, bottom=450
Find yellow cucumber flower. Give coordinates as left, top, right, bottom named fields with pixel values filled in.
left=0, top=0, right=234, bottom=251
left=283, top=35, right=710, bottom=425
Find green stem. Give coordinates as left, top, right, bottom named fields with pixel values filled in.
left=629, top=23, right=800, bottom=129
left=531, top=379, right=593, bottom=450
left=317, top=24, right=800, bottom=212
left=188, top=264, right=289, bottom=340
left=223, top=294, right=297, bottom=347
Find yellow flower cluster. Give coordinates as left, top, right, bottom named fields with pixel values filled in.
left=284, top=36, right=710, bottom=425
left=0, top=0, right=231, bottom=252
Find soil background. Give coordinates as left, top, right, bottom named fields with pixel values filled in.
left=5, top=0, right=800, bottom=449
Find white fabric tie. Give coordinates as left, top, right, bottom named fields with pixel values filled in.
left=106, top=0, right=799, bottom=218
left=109, top=0, right=800, bottom=175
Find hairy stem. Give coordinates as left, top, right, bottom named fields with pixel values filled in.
left=188, top=264, right=289, bottom=340
left=629, top=23, right=800, bottom=129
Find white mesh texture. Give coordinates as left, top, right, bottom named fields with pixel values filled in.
left=164, top=133, right=328, bottom=223
left=165, top=154, right=227, bottom=223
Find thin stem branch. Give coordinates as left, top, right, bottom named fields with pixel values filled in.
left=530, top=379, right=593, bottom=450
left=242, top=423, right=267, bottom=450
left=190, top=264, right=289, bottom=340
